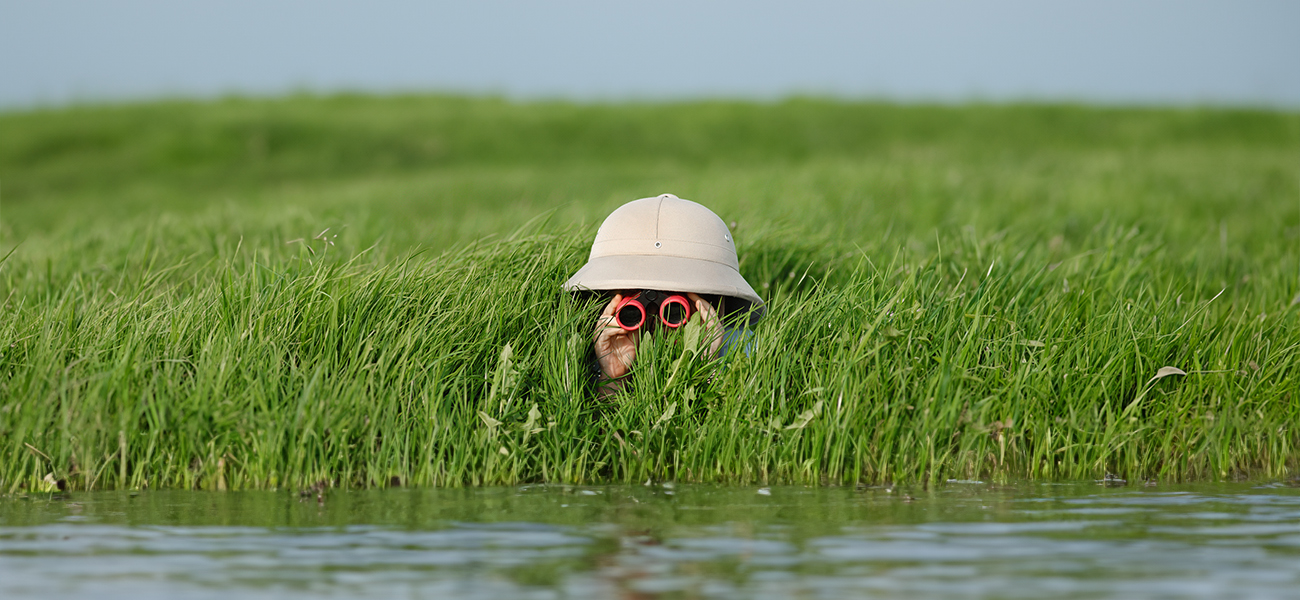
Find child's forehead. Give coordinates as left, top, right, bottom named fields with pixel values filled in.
left=615, top=289, right=680, bottom=300
left=638, top=289, right=679, bottom=300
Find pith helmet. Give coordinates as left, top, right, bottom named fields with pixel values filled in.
left=564, top=194, right=765, bottom=320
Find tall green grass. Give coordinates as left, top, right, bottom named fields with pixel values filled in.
left=2, top=96, right=1298, bottom=490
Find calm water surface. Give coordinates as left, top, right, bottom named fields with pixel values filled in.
left=3, top=481, right=1300, bottom=599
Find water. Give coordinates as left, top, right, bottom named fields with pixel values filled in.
left=3, top=481, right=1300, bottom=599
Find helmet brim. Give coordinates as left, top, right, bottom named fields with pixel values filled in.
left=563, top=254, right=766, bottom=323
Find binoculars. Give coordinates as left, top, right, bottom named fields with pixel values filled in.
left=615, top=291, right=693, bottom=331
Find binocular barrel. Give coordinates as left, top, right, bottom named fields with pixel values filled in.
left=615, top=293, right=692, bottom=331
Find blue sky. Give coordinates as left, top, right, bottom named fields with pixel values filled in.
left=3, top=0, right=1297, bottom=108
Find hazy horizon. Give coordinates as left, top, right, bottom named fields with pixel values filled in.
left=3, top=0, right=1298, bottom=110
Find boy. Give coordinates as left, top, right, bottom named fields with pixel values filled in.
left=563, top=194, right=765, bottom=395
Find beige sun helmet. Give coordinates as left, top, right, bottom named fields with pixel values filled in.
left=564, top=193, right=765, bottom=322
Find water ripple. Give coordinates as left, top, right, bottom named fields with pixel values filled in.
left=2, top=483, right=1299, bottom=599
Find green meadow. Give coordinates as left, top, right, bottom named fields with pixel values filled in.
left=2, top=95, right=1298, bottom=491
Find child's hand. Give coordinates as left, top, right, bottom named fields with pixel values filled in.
left=594, top=293, right=639, bottom=383
left=687, top=293, right=726, bottom=357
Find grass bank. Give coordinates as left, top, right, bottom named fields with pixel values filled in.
left=2, top=96, right=1299, bottom=490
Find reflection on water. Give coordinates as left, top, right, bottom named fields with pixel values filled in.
left=3, top=482, right=1300, bottom=599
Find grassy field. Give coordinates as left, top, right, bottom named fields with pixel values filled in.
left=2, top=95, right=1299, bottom=491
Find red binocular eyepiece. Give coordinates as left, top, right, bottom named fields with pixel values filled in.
left=615, top=291, right=693, bottom=331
